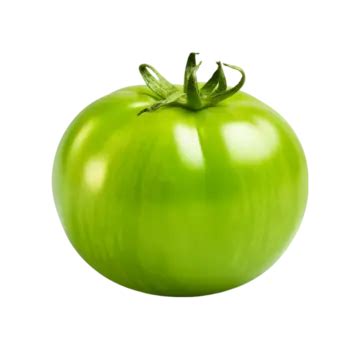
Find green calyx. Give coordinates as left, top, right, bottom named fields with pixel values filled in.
left=138, top=53, right=246, bottom=115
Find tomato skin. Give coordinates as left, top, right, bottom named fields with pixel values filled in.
left=53, top=85, right=307, bottom=296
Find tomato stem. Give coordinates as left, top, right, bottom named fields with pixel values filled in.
left=138, top=53, right=246, bottom=115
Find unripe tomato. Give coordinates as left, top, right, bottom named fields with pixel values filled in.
left=53, top=54, right=307, bottom=296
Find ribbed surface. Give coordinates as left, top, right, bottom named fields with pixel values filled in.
left=53, top=86, right=308, bottom=296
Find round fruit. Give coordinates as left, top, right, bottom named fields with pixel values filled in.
left=53, top=53, right=307, bottom=296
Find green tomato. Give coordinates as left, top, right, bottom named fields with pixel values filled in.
left=53, top=54, right=307, bottom=296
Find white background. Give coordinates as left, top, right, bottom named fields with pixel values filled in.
left=1, top=1, right=359, bottom=359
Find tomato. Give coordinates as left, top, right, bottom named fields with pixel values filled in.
left=53, top=54, right=307, bottom=296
